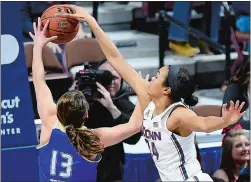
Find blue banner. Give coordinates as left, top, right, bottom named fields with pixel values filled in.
left=1, top=2, right=39, bottom=181
left=1, top=1, right=37, bottom=148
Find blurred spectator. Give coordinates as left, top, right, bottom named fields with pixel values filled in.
left=168, top=2, right=221, bottom=57
left=21, top=2, right=87, bottom=64
left=232, top=2, right=250, bottom=54
left=84, top=60, right=141, bottom=182
left=221, top=59, right=250, bottom=130
left=232, top=2, right=250, bottom=16
left=212, top=127, right=250, bottom=182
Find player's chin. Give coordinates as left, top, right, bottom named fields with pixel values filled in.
left=147, top=85, right=155, bottom=97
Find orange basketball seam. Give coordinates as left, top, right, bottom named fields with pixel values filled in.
left=48, top=27, right=79, bottom=34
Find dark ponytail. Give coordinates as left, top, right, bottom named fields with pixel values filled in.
left=66, top=124, right=104, bottom=159
left=184, top=95, right=198, bottom=107
left=165, top=66, right=198, bottom=107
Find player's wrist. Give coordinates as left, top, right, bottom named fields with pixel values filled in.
left=221, top=116, right=230, bottom=127
left=33, top=45, right=43, bottom=53
left=84, top=15, right=95, bottom=23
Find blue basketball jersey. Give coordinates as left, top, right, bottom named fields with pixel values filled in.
left=38, top=128, right=100, bottom=182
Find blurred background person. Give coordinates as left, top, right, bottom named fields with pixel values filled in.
left=168, top=1, right=222, bottom=57
left=221, top=59, right=250, bottom=130
left=232, top=2, right=250, bottom=54
left=212, top=126, right=250, bottom=182
left=85, top=60, right=141, bottom=182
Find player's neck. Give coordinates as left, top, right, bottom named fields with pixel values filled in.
left=58, top=122, right=66, bottom=132
left=153, top=96, right=172, bottom=115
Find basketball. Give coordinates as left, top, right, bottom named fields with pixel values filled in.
left=41, top=5, right=79, bottom=44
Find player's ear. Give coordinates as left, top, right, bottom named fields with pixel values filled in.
left=163, top=87, right=171, bottom=96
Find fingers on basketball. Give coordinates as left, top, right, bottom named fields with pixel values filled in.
left=47, top=36, right=58, bottom=42
left=42, top=20, right=50, bottom=34
left=41, top=5, right=79, bottom=44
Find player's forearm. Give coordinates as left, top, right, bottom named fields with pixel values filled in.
left=32, top=46, right=46, bottom=85
left=86, top=16, right=142, bottom=92
left=128, top=101, right=143, bottom=131
left=203, top=116, right=228, bottom=133
left=86, top=16, right=123, bottom=63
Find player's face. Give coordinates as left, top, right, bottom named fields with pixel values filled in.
left=99, top=63, right=122, bottom=97
left=231, top=135, right=250, bottom=162
left=148, top=66, right=169, bottom=97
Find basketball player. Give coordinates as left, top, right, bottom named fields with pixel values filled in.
left=59, top=5, right=246, bottom=181
left=29, top=18, right=144, bottom=182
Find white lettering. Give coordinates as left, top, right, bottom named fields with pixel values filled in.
left=1, top=96, right=20, bottom=109
left=1, top=128, right=21, bottom=135
left=1, top=112, right=14, bottom=124
left=1, top=114, right=7, bottom=124
left=50, top=179, right=66, bottom=182
left=7, top=113, right=14, bottom=123
left=16, top=128, right=21, bottom=134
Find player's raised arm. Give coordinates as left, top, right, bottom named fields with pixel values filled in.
left=56, top=5, right=151, bottom=111
left=29, top=18, right=58, bottom=145
left=170, top=100, right=245, bottom=133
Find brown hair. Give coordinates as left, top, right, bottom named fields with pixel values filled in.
left=230, top=59, right=250, bottom=87
left=57, top=90, right=104, bottom=159
left=220, top=129, right=249, bottom=182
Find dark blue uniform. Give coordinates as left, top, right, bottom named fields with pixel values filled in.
left=38, top=128, right=100, bottom=181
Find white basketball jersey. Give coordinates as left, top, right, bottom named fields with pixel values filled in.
left=142, top=101, right=202, bottom=181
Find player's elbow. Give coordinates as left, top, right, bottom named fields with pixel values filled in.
left=135, top=123, right=142, bottom=133
left=131, top=122, right=142, bottom=133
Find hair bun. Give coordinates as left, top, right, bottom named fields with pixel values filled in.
left=184, top=95, right=198, bottom=106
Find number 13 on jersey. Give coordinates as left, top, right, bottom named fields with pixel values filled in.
left=145, top=139, right=159, bottom=160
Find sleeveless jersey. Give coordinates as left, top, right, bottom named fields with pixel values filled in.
left=142, top=101, right=202, bottom=181
left=38, top=128, right=100, bottom=182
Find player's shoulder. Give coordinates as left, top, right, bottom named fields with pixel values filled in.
left=168, top=105, right=196, bottom=126
left=171, top=106, right=196, bottom=118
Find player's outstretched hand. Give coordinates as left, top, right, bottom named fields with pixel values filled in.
left=222, top=100, right=245, bottom=126
left=29, top=17, right=57, bottom=48
left=55, top=5, right=92, bottom=22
